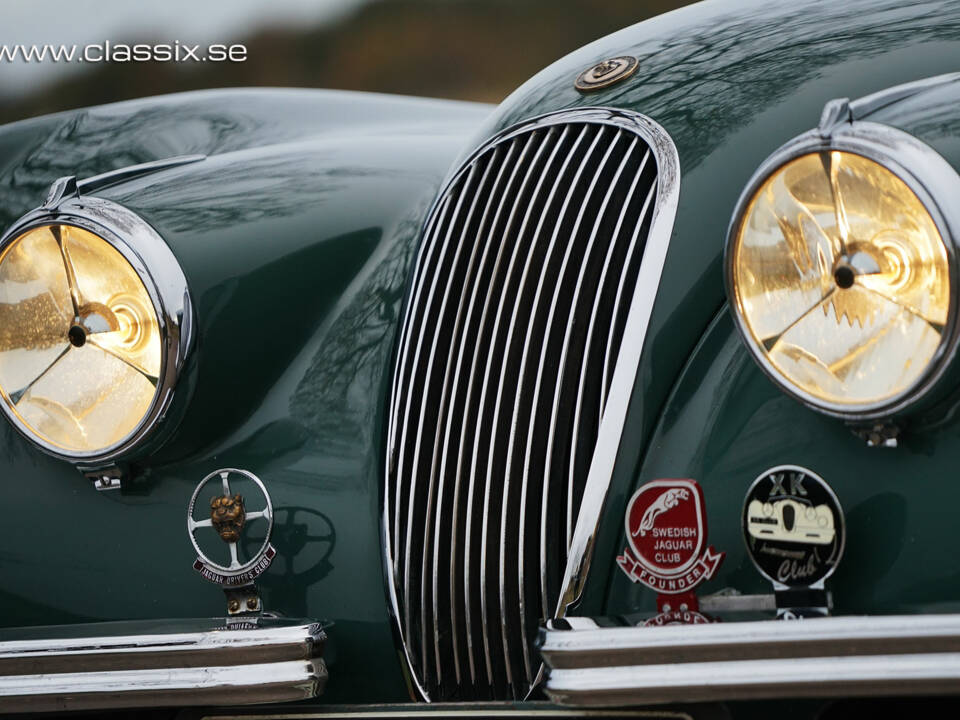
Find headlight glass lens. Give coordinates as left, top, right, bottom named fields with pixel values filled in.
left=0, top=224, right=161, bottom=453
left=731, top=150, right=951, bottom=410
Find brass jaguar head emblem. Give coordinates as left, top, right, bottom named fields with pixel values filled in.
left=211, top=493, right=246, bottom=543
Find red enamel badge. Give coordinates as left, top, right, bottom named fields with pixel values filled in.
left=617, top=479, right=724, bottom=599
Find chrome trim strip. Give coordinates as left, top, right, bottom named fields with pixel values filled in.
left=541, top=614, right=960, bottom=668
left=208, top=707, right=693, bottom=719
left=77, top=154, right=206, bottom=194
left=2, top=660, right=325, bottom=712
left=0, top=622, right=324, bottom=673
left=850, top=71, right=960, bottom=120
left=0, top=622, right=327, bottom=711
left=541, top=614, right=960, bottom=705
left=724, top=119, right=960, bottom=420
left=547, top=654, right=960, bottom=706
left=557, top=111, right=681, bottom=613
left=0, top=194, right=194, bottom=464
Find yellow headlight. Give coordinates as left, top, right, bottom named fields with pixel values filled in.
left=0, top=224, right=161, bottom=454
left=729, top=150, right=951, bottom=413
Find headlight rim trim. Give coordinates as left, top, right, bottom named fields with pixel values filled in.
left=724, top=120, right=960, bottom=421
left=0, top=195, right=194, bottom=464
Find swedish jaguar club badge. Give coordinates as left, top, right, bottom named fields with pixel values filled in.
left=187, top=468, right=276, bottom=587
left=617, top=479, right=724, bottom=611
left=743, top=465, right=844, bottom=617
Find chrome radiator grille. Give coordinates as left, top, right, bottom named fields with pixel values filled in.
left=385, top=109, right=676, bottom=701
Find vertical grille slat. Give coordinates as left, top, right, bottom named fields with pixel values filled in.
left=474, top=127, right=563, bottom=695
left=440, top=139, right=522, bottom=690
left=567, top=147, right=652, bottom=529
left=531, top=125, right=619, bottom=616
left=601, top=179, right=659, bottom=420
left=572, top=146, right=648, bottom=465
left=386, top=110, right=673, bottom=702
left=487, top=126, right=572, bottom=693
left=559, top=136, right=644, bottom=541
left=387, top=194, right=452, bottom=571
left=427, top=146, right=505, bottom=692
left=398, top=168, right=475, bottom=676
left=457, top=131, right=542, bottom=695
left=505, top=125, right=591, bottom=684
left=419, top=155, right=499, bottom=692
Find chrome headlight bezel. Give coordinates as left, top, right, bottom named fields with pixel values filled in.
left=0, top=193, right=192, bottom=463
left=724, top=120, right=960, bottom=421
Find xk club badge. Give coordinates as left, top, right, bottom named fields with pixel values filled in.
left=743, top=465, right=844, bottom=617
left=187, top=468, right=276, bottom=587
left=617, top=479, right=725, bottom=600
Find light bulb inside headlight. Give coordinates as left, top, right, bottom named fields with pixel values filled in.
left=0, top=224, right=161, bottom=454
left=729, top=150, right=951, bottom=413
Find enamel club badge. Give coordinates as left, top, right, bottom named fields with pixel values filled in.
left=187, top=468, right=276, bottom=587
left=617, top=479, right=724, bottom=595
left=743, top=465, right=844, bottom=590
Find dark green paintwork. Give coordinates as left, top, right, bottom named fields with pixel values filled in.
left=2, top=0, right=960, bottom=715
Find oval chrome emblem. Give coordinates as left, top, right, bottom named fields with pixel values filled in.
left=575, top=55, right=638, bottom=92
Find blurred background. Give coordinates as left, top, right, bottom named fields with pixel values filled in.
left=0, top=0, right=694, bottom=125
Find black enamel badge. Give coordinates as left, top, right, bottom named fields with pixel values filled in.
left=742, top=465, right=844, bottom=590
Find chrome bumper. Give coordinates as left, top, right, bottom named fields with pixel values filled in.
left=0, top=619, right=327, bottom=712
left=539, top=615, right=960, bottom=705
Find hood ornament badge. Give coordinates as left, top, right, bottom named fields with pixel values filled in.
left=187, top=468, right=276, bottom=617
left=575, top=55, right=638, bottom=92
left=743, top=465, right=845, bottom=619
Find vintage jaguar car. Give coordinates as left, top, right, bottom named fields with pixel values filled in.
left=2, top=0, right=960, bottom=717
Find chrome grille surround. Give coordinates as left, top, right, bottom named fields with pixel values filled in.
left=385, top=108, right=681, bottom=701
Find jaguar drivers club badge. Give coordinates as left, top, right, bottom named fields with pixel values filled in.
left=187, top=468, right=276, bottom=587
left=743, top=465, right=844, bottom=618
left=617, top=479, right=724, bottom=615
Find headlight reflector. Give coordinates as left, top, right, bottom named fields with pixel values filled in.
left=0, top=223, right=161, bottom=454
left=729, top=149, right=952, bottom=414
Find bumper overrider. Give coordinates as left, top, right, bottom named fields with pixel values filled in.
left=0, top=619, right=327, bottom=712
left=539, top=615, right=960, bottom=705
